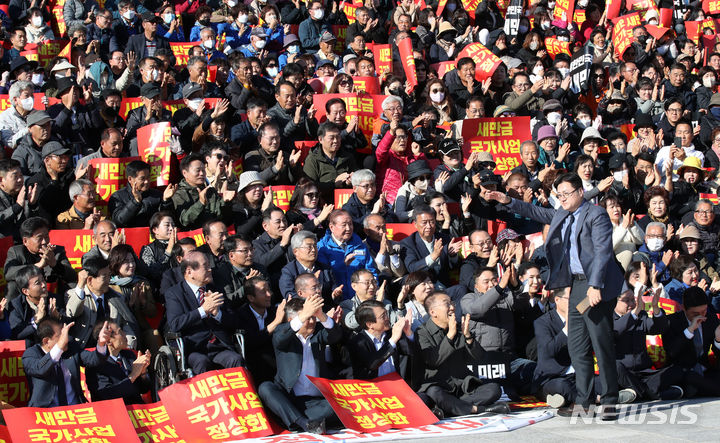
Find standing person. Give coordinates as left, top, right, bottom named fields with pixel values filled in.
left=484, top=172, right=624, bottom=419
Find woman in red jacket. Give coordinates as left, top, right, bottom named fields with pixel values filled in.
left=375, top=122, right=427, bottom=204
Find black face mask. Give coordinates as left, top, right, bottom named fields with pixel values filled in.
left=456, top=17, right=469, bottom=28
left=198, top=19, right=210, bottom=26
left=389, top=87, right=402, bottom=96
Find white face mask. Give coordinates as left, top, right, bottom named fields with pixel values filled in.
left=577, top=0, right=588, bottom=7
left=123, top=9, right=136, bottom=21
left=529, top=41, right=539, bottom=51
left=288, top=44, right=300, bottom=53
left=541, top=21, right=551, bottom=30
left=255, top=39, right=266, bottom=49
left=532, top=65, right=544, bottom=76
left=704, top=77, right=716, bottom=88
left=203, top=39, right=215, bottom=49
left=32, top=16, right=43, bottom=27
left=237, top=14, right=248, bottom=24
left=187, top=98, right=203, bottom=110
left=558, top=67, right=570, bottom=78
left=266, top=67, right=278, bottom=77
left=646, top=238, right=664, bottom=252
left=163, top=13, right=174, bottom=24
left=430, top=91, right=445, bottom=103
left=577, top=118, right=592, bottom=129
left=414, top=179, right=428, bottom=191
left=31, top=73, right=43, bottom=85
left=547, top=111, right=561, bottom=125
left=227, top=0, right=237, bottom=6
left=613, top=169, right=627, bottom=181
left=313, top=9, right=324, bottom=20
left=548, top=1, right=555, bottom=8
left=20, top=96, right=34, bottom=111
left=266, top=14, right=276, bottom=22
left=152, top=69, right=160, bottom=81
left=558, top=36, right=569, bottom=42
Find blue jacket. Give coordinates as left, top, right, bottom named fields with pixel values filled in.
left=298, top=17, right=330, bottom=51
left=219, top=22, right=251, bottom=49
left=317, top=231, right=378, bottom=299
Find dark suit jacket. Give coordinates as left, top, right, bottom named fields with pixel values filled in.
left=22, top=343, right=107, bottom=407
left=664, top=311, right=720, bottom=370
left=160, top=267, right=184, bottom=296
left=278, top=260, right=335, bottom=301
left=4, top=245, right=77, bottom=301
left=213, top=261, right=267, bottom=311
left=9, top=294, right=66, bottom=347
left=533, top=310, right=572, bottom=387
left=348, top=331, right=412, bottom=380
left=506, top=199, right=623, bottom=300
left=238, top=304, right=278, bottom=383
left=400, top=232, right=453, bottom=286
left=165, top=281, right=239, bottom=354
left=124, top=33, right=170, bottom=58
left=613, top=310, right=668, bottom=371
left=85, top=349, right=150, bottom=404
left=272, top=320, right=342, bottom=393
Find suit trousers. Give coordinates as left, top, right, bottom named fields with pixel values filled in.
left=541, top=374, right=578, bottom=400
left=568, top=276, right=618, bottom=406
left=424, top=381, right=502, bottom=417
left=258, top=381, right=336, bottom=430
left=187, top=342, right=244, bottom=375
left=616, top=362, right=685, bottom=400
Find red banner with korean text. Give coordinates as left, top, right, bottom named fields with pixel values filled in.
left=335, top=188, right=353, bottom=209
left=0, top=341, right=28, bottom=407
left=544, top=37, right=571, bottom=59
left=21, top=40, right=69, bottom=67
left=342, top=0, right=364, bottom=23
left=49, top=0, right=68, bottom=37
left=313, top=93, right=387, bottom=155
left=177, top=228, right=205, bottom=246
left=553, top=0, right=574, bottom=23
left=4, top=399, right=139, bottom=443
left=612, top=13, right=642, bottom=57
left=398, top=38, right=418, bottom=90
left=138, top=122, right=172, bottom=186
left=308, top=76, right=335, bottom=94
left=88, top=157, right=141, bottom=204
left=605, top=0, right=622, bottom=20
left=573, top=9, right=586, bottom=25
left=370, top=44, right=393, bottom=77
left=127, top=402, right=182, bottom=443
left=308, top=373, right=437, bottom=432
left=332, top=25, right=348, bottom=54
left=461, top=0, right=483, bottom=18
left=430, top=61, right=456, bottom=79
left=456, top=43, right=502, bottom=82
left=0, top=236, right=13, bottom=298
left=352, top=76, right=381, bottom=94
left=48, top=227, right=151, bottom=269
left=704, top=0, right=720, bottom=14
left=461, top=117, right=531, bottom=173
left=686, top=21, right=702, bottom=45
left=265, top=186, right=294, bottom=212
left=437, top=0, right=448, bottom=16
left=385, top=223, right=416, bottom=241
left=158, top=367, right=276, bottom=441
left=170, top=42, right=202, bottom=67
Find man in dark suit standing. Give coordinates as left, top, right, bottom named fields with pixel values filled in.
left=400, top=205, right=464, bottom=288
left=257, top=295, right=343, bottom=434
left=663, top=286, right=720, bottom=397
left=22, top=318, right=111, bottom=408
left=124, top=12, right=170, bottom=60
left=485, top=172, right=623, bottom=418
left=237, top=276, right=286, bottom=384
left=165, top=250, right=244, bottom=375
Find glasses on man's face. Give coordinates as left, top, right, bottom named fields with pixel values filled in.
left=356, top=280, right=377, bottom=287
left=667, top=107, right=683, bottom=114
left=696, top=210, right=713, bottom=216
left=232, top=247, right=254, bottom=254
left=375, top=311, right=389, bottom=321
left=298, top=244, right=317, bottom=251
left=556, top=189, right=578, bottom=200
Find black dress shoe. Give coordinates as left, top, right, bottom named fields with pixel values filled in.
left=431, top=406, right=445, bottom=420
left=598, top=405, right=618, bottom=421
left=479, top=402, right=511, bottom=414
left=557, top=404, right=592, bottom=417
left=305, top=419, right=326, bottom=435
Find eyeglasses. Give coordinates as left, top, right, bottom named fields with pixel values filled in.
left=695, top=210, right=713, bottom=216
left=395, top=135, right=408, bottom=140
left=213, top=153, right=230, bottom=162
left=232, top=247, right=254, bottom=254
left=356, top=280, right=377, bottom=286
left=556, top=189, right=578, bottom=200
left=305, top=192, right=319, bottom=199
left=667, top=107, right=683, bottom=114
left=297, top=244, right=317, bottom=251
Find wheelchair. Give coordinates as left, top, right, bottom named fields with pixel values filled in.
left=152, top=330, right=246, bottom=399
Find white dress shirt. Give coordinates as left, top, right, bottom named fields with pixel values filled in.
left=289, top=315, right=334, bottom=397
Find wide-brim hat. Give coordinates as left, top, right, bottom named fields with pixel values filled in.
left=238, top=171, right=266, bottom=191
left=407, top=160, right=433, bottom=181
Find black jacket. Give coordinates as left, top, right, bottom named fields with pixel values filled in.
left=9, top=294, right=66, bottom=347
left=4, top=245, right=76, bottom=302
left=26, top=168, right=74, bottom=227
left=348, top=331, right=413, bottom=380
left=237, top=304, right=278, bottom=384
left=108, top=185, right=173, bottom=228
left=124, top=33, right=170, bottom=58
left=613, top=310, right=668, bottom=371
left=85, top=349, right=151, bottom=404
left=533, top=310, right=571, bottom=387
left=664, top=311, right=720, bottom=370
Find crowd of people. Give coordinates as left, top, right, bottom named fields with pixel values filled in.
left=1, top=0, right=720, bottom=432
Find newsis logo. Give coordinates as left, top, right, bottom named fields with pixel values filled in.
left=568, top=404, right=700, bottom=425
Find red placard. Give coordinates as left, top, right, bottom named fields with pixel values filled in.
left=0, top=93, right=54, bottom=113
left=646, top=24, right=671, bottom=40
left=3, top=399, right=139, bottom=443
left=573, top=9, right=586, bottom=25
left=265, top=185, right=295, bottom=212
left=385, top=223, right=417, bottom=241
left=700, top=193, right=720, bottom=204
left=398, top=38, right=418, bottom=90
left=461, top=117, right=531, bottom=173
left=0, top=236, right=13, bottom=298
left=612, top=13, right=642, bottom=57
left=704, top=0, right=720, bottom=14
left=342, top=0, right=363, bottom=23
left=659, top=8, right=673, bottom=27
left=370, top=44, right=392, bottom=77
left=308, top=76, right=335, bottom=94
left=461, top=0, right=483, bottom=18
left=124, top=227, right=153, bottom=257
left=308, top=373, right=438, bottom=432
left=332, top=25, right=348, bottom=54
left=627, top=0, right=655, bottom=11
left=605, top=0, right=622, bottom=20
left=0, top=341, right=29, bottom=407
left=335, top=188, right=353, bottom=208
left=553, top=0, right=574, bottom=23
left=23, top=40, right=70, bottom=67
left=177, top=228, right=205, bottom=246
left=170, top=42, right=202, bottom=67
left=48, top=0, right=68, bottom=37
left=430, top=61, right=456, bottom=79
left=137, top=122, right=172, bottom=186
left=351, top=76, right=381, bottom=94
left=313, top=93, right=387, bottom=155
left=127, top=402, right=182, bottom=443
left=437, top=0, right=448, bottom=16
left=456, top=43, right=502, bottom=82
left=88, top=157, right=141, bottom=203
left=158, top=367, right=276, bottom=441
left=544, top=37, right=571, bottom=59
left=0, top=425, right=10, bottom=442
left=49, top=227, right=150, bottom=269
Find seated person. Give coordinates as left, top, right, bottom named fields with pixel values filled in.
left=279, top=230, right=336, bottom=301
left=348, top=300, right=415, bottom=380
left=237, top=276, right=285, bottom=384
left=303, top=121, right=357, bottom=201
left=22, top=318, right=111, bottom=407
left=4, top=217, right=76, bottom=301
left=0, top=158, right=33, bottom=240
left=108, top=160, right=175, bottom=228
left=458, top=230, right=495, bottom=292
left=317, top=210, right=378, bottom=300
left=26, top=142, right=76, bottom=226
left=400, top=205, right=462, bottom=288
left=340, top=269, right=406, bottom=331
left=362, top=214, right=406, bottom=279
left=165, top=251, right=244, bottom=375
left=160, top=238, right=197, bottom=295
left=172, top=153, right=233, bottom=230
left=66, top=257, right=141, bottom=349
left=257, top=295, right=343, bottom=434
left=10, top=265, right=65, bottom=346
left=85, top=321, right=152, bottom=405
left=197, top=219, right=228, bottom=268
left=213, top=234, right=268, bottom=310
left=513, top=262, right=549, bottom=361
left=56, top=179, right=105, bottom=230
left=342, top=169, right=396, bottom=234
left=416, top=291, right=508, bottom=417
left=139, top=211, right=177, bottom=288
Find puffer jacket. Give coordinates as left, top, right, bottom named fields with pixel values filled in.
left=460, top=286, right=516, bottom=356
left=375, top=130, right=426, bottom=204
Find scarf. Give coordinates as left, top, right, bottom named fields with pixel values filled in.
left=300, top=206, right=320, bottom=220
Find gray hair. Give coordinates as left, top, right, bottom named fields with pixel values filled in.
left=696, top=199, right=714, bottom=211
left=520, top=140, right=538, bottom=153
left=646, top=221, right=667, bottom=235
left=363, top=213, right=384, bottom=229
left=187, top=56, right=207, bottom=69
left=199, top=27, right=215, bottom=38
left=9, top=81, right=33, bottom=101
left=93, top=219, right=116, bottom=235
left=291, top=230, right=317, bottom=251
left=381, top=95, right=403, bottom=111
left=69, top=179, right=93, bottom=201
left=68, top=23, right=87, bottom=37
left=351, top=169, right=375, bottom=187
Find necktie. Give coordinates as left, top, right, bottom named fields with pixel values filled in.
left=197, top=287, right=206, bottom=306
left=55, top=363, right=68, bottom=406
left=116, top=357, right=127, bottom=375
left=563, top=214, right=575, bottom=256
left=694, top=328, right=703, bottom=358
left=96, top=298, right=105, bottom=320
